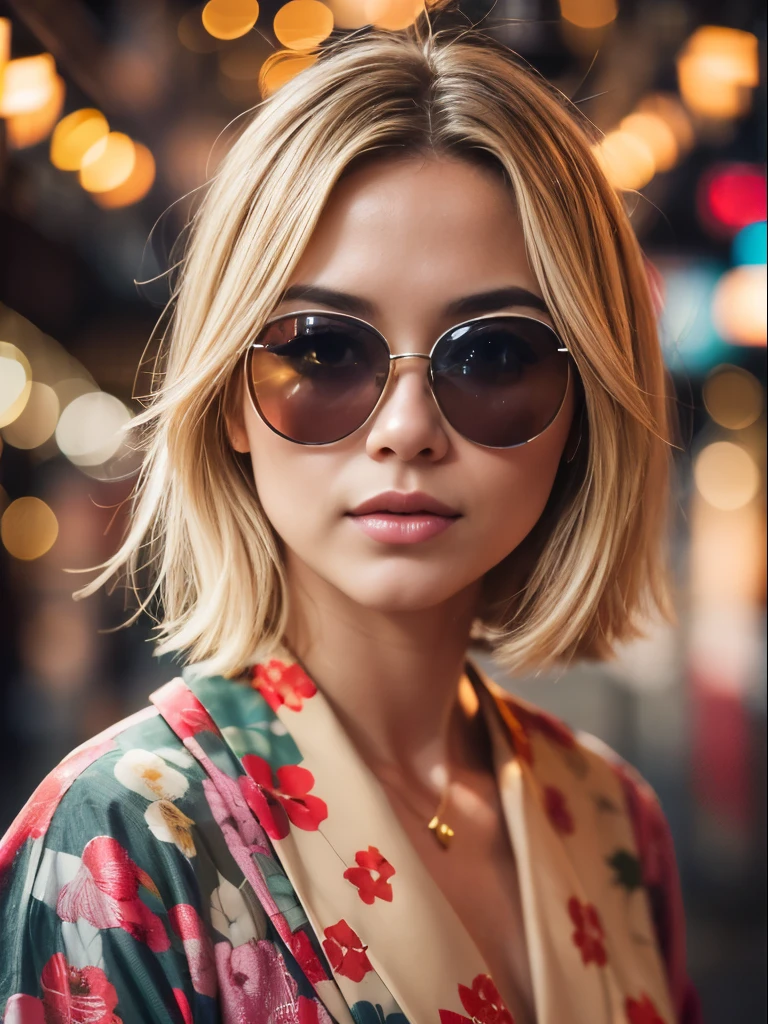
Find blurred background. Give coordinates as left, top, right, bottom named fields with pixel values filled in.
left=0, top=1, right=765, bottom=1019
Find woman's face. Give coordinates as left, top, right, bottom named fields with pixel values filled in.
left=229, top=155, right=575, bottom=617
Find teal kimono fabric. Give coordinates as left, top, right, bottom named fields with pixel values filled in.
left=0, top=662, right=701, bottom=1023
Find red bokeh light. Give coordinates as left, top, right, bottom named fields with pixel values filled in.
left=698, top=164, right=767, bottom=236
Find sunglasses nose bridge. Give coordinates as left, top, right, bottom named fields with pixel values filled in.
left=388, top=352, right=432, bottom=363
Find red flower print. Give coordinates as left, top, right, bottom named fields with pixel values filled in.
left=240, top=755, right=328, bottom=838
left=297, top=996, right=333, bottom=1024
left=322, top=919, right=374, bottom=983
left=514, top=704, right=576, bottom=751
left=626, top=993, right=667, bottom=1024
left=439, top=973, right=514, bottom=1024
left=544, top=786, right=575, bottom=835
left=343, top=846, right=395, bottom=904
left=0, top=736, right=115, bottom=879
left=251, top=660, right=317, bottom=713
left=1, top=994, right=46, bottom=1023
left=40, top=952, right=122, bottom=1024
left=286, top=929, right=331, bottom=985
left=568, top=896, right=608, bottom=967
left=153, top=677, right=220, bottom=740
left=57, top=835, right=169, bottom=952
left=174, top=990, right=193, bottom=1024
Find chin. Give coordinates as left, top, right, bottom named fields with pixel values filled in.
left=337, top=563, right=477, bottom=614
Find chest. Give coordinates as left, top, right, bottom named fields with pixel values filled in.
left=391, top=779, right=536, bottom=1023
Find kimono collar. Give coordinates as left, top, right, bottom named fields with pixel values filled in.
left=171, top=651, right=675, bottom=1024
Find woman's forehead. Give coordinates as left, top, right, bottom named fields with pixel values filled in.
left=286, top=154, right=542, bottom=324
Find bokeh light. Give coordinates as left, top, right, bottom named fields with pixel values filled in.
left=0, top=17, right=10, bottom=69
left=0, top=53, right=57, bottom=117
left=5, top=74, right=65, bottom=149
left=1, top=496, right=59, bottom=561
left=325, top=0, right=369, bottom=29
left=619, top=111, right=679, bottom=173
left=93, top=143, right=156, bottom=209
left=700, top=165, right=767, bottom=235
left=559, top=0, right=617, bottom=30
left=712, top=265, right=768, bottom=347
left=1, top=382, right=59, bottom=450
left=703, top=366, right=764, bottom=431
left=50, top=108, right=109, bottom=171
left=678, top=26, right=759, bottom=120
left=53, top=377, right=100, bottom=414
left=594, top=130, right=656, bottom=191
left=273, top=1, right=334, bottom=51
left=694, top=441, right=761, bottom=511
left=79, top=132, right=136, bottom=193
left=732, top=221, right=767, bottom=267
left=0, top=341, right=32, bottom=429
left=259, top=50, right=318, bottom=96
left=55, top=391, right=132, bottom=467
left=636, top=93, right=695, bottom=156
left=367, top=0, right=424, bottom=30
left=202, top=0, right=260, bottom=41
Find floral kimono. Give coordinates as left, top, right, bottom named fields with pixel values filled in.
left=0, top=652, right=700, bottom=1024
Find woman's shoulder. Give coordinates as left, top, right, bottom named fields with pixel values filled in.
left=0, top=684, right=203, bottom=890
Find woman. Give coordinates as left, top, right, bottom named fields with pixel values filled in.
left=0, top=25, right=700, bottom=1024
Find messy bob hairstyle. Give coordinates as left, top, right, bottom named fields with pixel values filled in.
left=81, top=24, right=677, bottom=679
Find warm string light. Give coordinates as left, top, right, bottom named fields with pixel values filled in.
left=559, top=0, right=617, bottom=30
left=1, top=497, right=59, bottom=561
left=677, top=26, right=759, bottom=120
left=50, top=109, right=109, bottom=170
left=202, top=0, right=260, bottom=41
left=694, top=442, right=761, bottom=512
left=273, top=1, right=334, bottom=50
left=703, top=367, right=764, bottom=431
left=593, top=93, right=693, bottom=193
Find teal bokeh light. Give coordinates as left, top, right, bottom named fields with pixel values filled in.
left=732, top=221, right=767, bottom=266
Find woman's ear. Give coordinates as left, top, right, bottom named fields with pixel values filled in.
left=224, top=372, right=251, bottom=454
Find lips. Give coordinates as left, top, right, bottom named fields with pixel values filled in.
left=347, top=490, right=460, bottom=518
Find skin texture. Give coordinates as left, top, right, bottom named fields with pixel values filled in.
left=228, top=152, right=574, bottom=793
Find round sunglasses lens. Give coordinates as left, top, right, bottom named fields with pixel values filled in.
left=248, top=314, right=389, bottom=444
left=431, top=318, right=569, bottom=447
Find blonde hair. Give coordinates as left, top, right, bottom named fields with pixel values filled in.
left=82, top=26, right=677, bottom=678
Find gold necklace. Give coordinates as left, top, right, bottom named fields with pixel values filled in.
left=427, top=783, right=455, bottom=849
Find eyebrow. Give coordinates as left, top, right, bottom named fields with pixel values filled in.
left=444, top=287, right=549, bottom=317
left=280, top=284, right=550, bottom=319
left=281, top=285, right=376, bottom=318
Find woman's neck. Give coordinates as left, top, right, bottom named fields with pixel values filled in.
left=283, top=554, right=483, bottom=793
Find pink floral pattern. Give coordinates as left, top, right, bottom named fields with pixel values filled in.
left=56, top=836, right=169, bottom=952
left=215, top=937, right=298, bottom=1022
left=10, top=952, right=125, bottom=1024
left=168, top=903, right=217, bottom=997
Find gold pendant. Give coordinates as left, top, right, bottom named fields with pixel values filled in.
left=428, top=814, right=455, bottom=849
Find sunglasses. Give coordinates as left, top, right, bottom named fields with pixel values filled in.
left=245, top=310, right=572, bottom=448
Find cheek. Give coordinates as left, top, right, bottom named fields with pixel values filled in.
left=459, top=406, right=574, bottom=569
left=244, top=410, right=340, bottom=547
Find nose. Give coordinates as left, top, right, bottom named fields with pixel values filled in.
left=364, top=355, right=451, bottom=463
